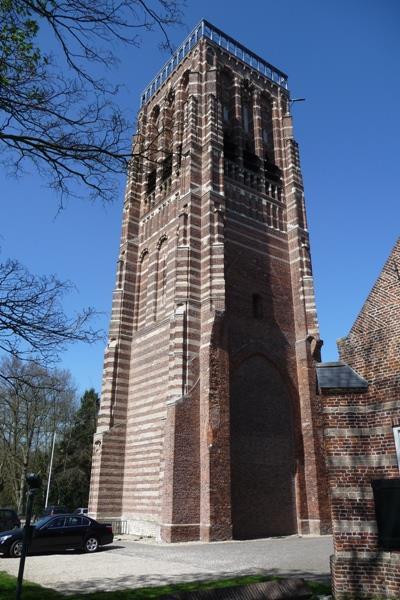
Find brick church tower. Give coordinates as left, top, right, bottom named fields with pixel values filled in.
left=89, top=20, right=330, bottom=542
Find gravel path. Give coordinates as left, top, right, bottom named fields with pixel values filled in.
left=0, top=534, right=333, bottom=595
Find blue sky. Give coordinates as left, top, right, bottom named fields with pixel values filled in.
left=1, top=0, right=399, bottom=395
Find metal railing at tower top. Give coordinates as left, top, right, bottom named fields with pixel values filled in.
left=140, top=19, right=289, bottom=106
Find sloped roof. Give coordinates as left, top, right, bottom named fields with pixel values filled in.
left=316, top=362, right=368, bottom=390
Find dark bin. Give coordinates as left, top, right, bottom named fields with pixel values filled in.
left=372, top=478, right=400, bottom=550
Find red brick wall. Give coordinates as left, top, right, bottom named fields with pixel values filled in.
left=89, top=33, right=330, bottom=541
left=322, top=237, right=400, bottom=598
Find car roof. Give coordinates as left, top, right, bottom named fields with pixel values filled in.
left=47, top=513, right=87, bottom=517
left=44, top=513, right=97, bottom=521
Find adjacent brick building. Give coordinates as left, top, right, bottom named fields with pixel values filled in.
left=318, top=237, right=400, bottom=598
left=89, top=20, right=330, bottom=542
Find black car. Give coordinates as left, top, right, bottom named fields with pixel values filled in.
left=0, top=514, right=113, bottom=557
left=0, top=509, right=20, bottom=532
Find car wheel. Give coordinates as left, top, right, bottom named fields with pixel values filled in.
left=9, top=540, right=23, bottom=558
left=83, top=536, right=99, bottom=553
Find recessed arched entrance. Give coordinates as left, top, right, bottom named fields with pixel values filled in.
left=230, top=355, right=297, bottom=539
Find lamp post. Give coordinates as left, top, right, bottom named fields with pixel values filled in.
left=45, top=432, right=56, bottom=509
left=16, top=473, right=42, bottom=600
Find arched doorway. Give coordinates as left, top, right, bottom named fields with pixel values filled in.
left=230, top=355, right=296, bottom=538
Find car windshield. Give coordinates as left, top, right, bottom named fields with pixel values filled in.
left=33, top=516, right=53, bottom=528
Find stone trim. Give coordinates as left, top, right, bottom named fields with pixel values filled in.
left=328, top=455, right=397, bottom=467
left=323, top=399, right=400, bottom=414
left=330, top=486, right=373, bottom=499
left=333, top=520, right=378, bottom=533
left=324, top=426, right=391, bottom=436
left=335, top=550, right=400, bottom=562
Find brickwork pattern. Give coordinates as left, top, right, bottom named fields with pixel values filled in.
left=89, top=30, right=330, bottom=541
left=322, top=238, right=400, bottom=598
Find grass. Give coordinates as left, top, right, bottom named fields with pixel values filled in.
left=0, top=571, right=332, bottom=599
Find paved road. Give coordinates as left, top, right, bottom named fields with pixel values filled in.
left=0, top=535, right=333, bottom=594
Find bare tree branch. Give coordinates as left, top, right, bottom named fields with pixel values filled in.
left=0, top=0, right=184, bottom=202
left=0, top=258, right=102, bottom=371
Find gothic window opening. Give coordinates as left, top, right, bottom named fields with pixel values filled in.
left=147, top=169, right=156, bottom=193
left=181, top=70, right=190, bottom=104
left=252, top=294, right=263, bottom=319
left=206, top=48, right=216, bottom=67
left=163, top=91, right=174, bottom=158
left=260, top=93, right=274, bottom=162
left=296, top=192, right=306, bottom=230
left=137, top=250, right=149, bottom=328
left=241, top=92, right=254, bottom=137
left=178, top=208, right=188, bottom=245
left=224, top=132, right=236, bottom=161
left=243, top=104, right=251, bottom=134
left=218, top=69, right=234, bottom=129
left=152, top=105, right=160, bottom=122
left=241, top=84, right=256, bottom=162
left=161, top=257, right=167, bottom=305
left=148, top=105, right=160, bottom=160
left=156, top=237, right=168, bottom=317
left=218, top=69, right=236, bottom=162
left=162, top=153, right=172, bottom=180
left=117, top=253, right=125, bottom=289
